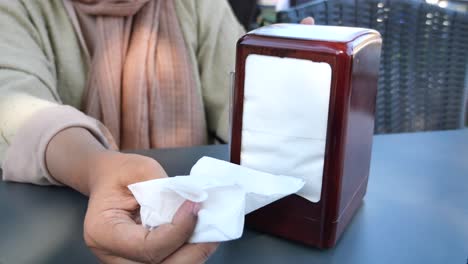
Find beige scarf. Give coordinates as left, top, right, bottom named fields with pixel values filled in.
left=70, top=0, right=208, bottom=149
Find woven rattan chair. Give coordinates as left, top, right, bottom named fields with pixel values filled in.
left=277, top=0, right=468, bottom=134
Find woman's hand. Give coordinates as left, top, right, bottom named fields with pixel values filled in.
left=85, top=152, right=218, bottom=264
left=46, top=128, right=217, bottom=263
left=301, top=17, right=315, bottom=25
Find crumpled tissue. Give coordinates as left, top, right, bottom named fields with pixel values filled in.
left=128, top=157, right=304, bottom=243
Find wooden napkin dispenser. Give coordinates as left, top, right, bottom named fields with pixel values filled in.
left=230, top=24, right=382, bottom=248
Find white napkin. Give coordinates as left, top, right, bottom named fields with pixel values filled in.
left=241, top=54, right=332, bottom=202
left=128, top=157, right=305, bottom=243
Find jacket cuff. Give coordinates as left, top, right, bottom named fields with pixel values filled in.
left=2, top=105, right=112, bottom=185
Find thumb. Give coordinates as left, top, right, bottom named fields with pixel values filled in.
left=171, top=200, right=201, bottom=235
left=154, top=200, right=201, bottom=248
left=140, top=201, right=201, bottom=263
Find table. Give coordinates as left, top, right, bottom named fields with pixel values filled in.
left=1, top=129, right=467, bottom=264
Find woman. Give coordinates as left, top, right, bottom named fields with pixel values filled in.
left=0, top=0, right=313, bottom=263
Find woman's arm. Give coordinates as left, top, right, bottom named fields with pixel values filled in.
left=45, top=127, right=105, bottom=195
left=0, top=2, right=217, bottom=262
left=46, top=127, right=217, bottom=263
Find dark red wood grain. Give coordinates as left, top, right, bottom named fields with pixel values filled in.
left=230, top=29, right=382, bottom=248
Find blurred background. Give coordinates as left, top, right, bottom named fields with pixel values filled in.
left=229, top=0, right=467, bottom=30
left=228, top=0, right=468, bottom=135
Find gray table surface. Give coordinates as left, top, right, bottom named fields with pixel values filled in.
left=1, top=129, right=467, bottom=264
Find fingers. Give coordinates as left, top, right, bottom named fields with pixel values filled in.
left=84, top=209, right=154, bottom=262
left=95, top=253, right=145, bottom=264
left=162, top=243, right=219, bottom=264
left=300, top=17, right=315, bottom=25
left=85, top=200, right=200, bottom=263
left=95, top=243, right=219, bottom=264
left=141, top=200, right=200, bottom=263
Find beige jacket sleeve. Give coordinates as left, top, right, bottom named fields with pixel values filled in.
left=176, top=0, right=246, bottom=142
left=0, top=2, right=109, bottom=185
left=197, top=1, right=246, bottom=142
left=1, top=0, right=244, bottom=184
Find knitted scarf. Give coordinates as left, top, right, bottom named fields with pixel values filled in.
left=70, top=0, right=208, bottom=149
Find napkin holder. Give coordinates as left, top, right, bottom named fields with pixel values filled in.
left=230, top=24, right=382, bottom=248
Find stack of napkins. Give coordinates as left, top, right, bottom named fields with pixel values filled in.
left=128, top=157, right=304, bottom=243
